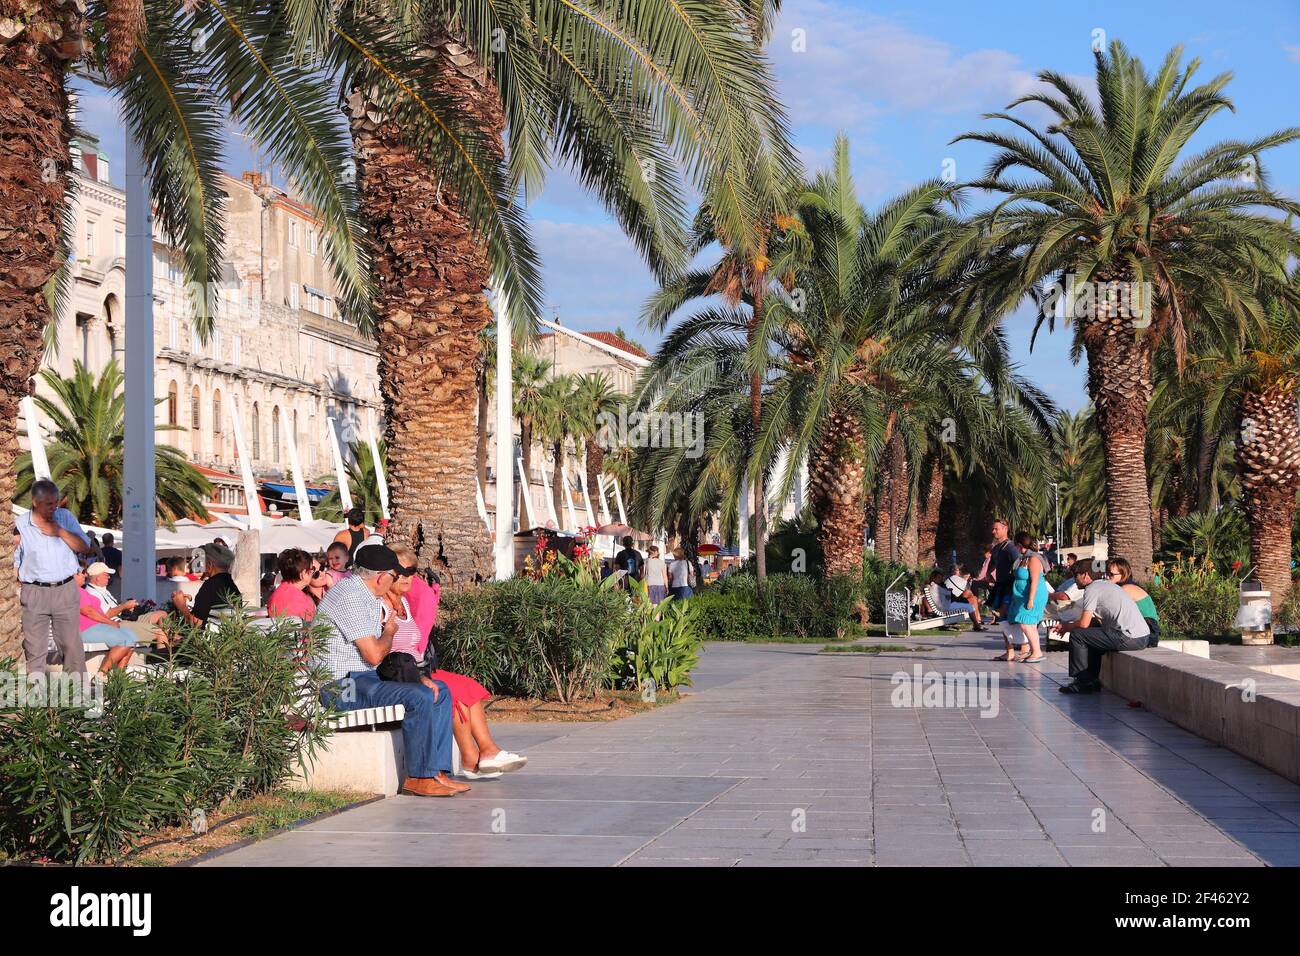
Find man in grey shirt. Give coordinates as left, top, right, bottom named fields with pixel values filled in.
left=1057, top=560, right=1151, bottom=694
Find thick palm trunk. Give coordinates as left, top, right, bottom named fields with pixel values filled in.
left=873, top=423, right=903, bottom=561
left=0, top=6, right=78, bottom=659
left=1238, top=385, right=1300, bottom=608
left=809, top=408, right=865, bottom=576
left=349, top=30, right=501, bottom=582
left=917, top=455, right=943, bottom=568
left=584, top=436, right=603, bottom=523
left=1082, top=278, right=1156, bottom=583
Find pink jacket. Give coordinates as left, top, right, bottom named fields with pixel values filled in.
left=405, top=575, right=442, bottom=656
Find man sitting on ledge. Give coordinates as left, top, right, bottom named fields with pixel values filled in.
left=316, top=544, right=467, bottom=798
left=1056, top=559, right=1151, bottom=695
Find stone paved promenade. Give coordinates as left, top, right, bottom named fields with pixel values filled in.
left=205, top=636, right=1300, bottom=867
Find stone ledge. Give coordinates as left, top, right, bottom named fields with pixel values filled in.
left=289, top=728, right=406, bottom=797
left=1102, top=648, right=1300, bottom=785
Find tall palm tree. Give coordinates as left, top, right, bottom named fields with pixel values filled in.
left=317, top=438, right=389, bottom=526
left=571, top=372, right=620, bottom=519
left=344, top=0, right=793, bottom=578
left=536, top=373, right=578, bottom=525
left=15, top=361, right=212, bottom=526
left=512, top=349, right=552, bottom=522
left=0, top=0, right=397, bottom=658
left=948, top=41, right=1300, bottom=581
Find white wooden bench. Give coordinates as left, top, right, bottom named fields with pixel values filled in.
left=909, top=613, right=969, bottom=632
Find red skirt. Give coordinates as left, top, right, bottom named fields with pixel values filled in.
left=427, top=669, right=490, bottom=722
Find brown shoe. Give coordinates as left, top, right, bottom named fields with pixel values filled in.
left=435, top=772, right=471, bottom=794
left=401, top=776, right=460, bottom=798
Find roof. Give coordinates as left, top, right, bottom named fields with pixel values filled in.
left=539, top=330, right=649, bottom=360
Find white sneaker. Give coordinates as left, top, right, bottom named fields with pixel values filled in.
left=459, top=767, right=503, bottom=780
left=478, top=751, right=528, bottom=773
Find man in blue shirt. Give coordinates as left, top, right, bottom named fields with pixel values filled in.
left=16, top=479, right=92, bottom=673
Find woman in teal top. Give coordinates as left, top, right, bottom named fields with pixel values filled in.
left=1106, top=557, right=1160, bottom=645
left=1004, top=531, right=1048, bottom=663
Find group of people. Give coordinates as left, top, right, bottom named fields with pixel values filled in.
left=605, top=536, right=697, bottom=603
left=929, top=519, right=1160, bottom=694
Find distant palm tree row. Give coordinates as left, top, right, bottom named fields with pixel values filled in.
left=627, top=41, right=1300, bottom=606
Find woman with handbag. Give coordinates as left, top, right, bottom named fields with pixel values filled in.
left=384, top=543, right=526, bottom=779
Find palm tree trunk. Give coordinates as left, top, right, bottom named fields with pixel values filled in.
left=1082, top=291, right=1156, bottom=583
left=475, top=364, right=489, bottom=489
left=749, top=252, right=768, bottom=582
left=917, top=455, right=943, bottom=567
left=809, top=408, right=865, bottom=575
left=874, top=419, right=902, bottom=561
left=551, top=440, right=565, bottom=525
left=519, top=420, right=533, bottom=527
left=584, top=436, right=604, bottom=522
left=1238, top=386, right=1300, bottom=608
left=349, top=29, right=501, bottom=582
left=0, top=10, right=77, bottom=659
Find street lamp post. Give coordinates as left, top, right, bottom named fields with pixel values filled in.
left=493, top=293, right=513, bottom=579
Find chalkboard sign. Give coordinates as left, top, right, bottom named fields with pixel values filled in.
left=884, top=586, right=911, bottom=637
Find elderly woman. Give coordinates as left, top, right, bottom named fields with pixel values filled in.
left=78, top=562, right=142, bottom=674
left=384, top=542, right=527, bottom=778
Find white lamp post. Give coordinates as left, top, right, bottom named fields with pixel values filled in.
left=493, top=293, right=514, bottom=579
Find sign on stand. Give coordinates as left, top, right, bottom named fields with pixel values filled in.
left=883, top=571, right=911, bottom=638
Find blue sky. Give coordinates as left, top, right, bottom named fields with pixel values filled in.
left=74, top=0, right=1300, bottom=411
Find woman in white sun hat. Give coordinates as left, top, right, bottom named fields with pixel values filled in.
left=78, top=562, right=143, bottom=675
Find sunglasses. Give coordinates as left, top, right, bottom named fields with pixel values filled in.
left=395, top=565, right=418, bottom=577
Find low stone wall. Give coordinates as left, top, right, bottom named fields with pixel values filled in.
left=1102, top=648, right=1300, bottom=784
left=289, top=728, right=406, bottom=797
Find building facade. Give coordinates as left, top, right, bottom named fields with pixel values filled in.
left=41, top=138, right=381, bottom=510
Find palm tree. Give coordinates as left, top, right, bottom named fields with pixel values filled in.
left=948, top=41, right=1300, bottom=581
left=15, top=361, right=212, bottom=526
left=344, top=1, right=793, bottom=579
left=536, top=373, right=578, bottom=525
left=511, top=350, right=552, bottom=522
left=571, top=372, right=620, bottom=519
left=317, top=438, right=388, bottom=526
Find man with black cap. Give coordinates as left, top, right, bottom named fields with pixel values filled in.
left=316, top=545, right=466, bottom=798
left=172, top=542, right=240, bottom=627
left=333, top=508, right=370, bottom=558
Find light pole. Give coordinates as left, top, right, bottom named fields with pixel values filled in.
left=1049, top=481, right=1061, bottom=559
left=493, top=293, right=513, bottom=579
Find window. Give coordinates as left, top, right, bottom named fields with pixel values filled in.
left=272, top=406, right=281, bottom=463
left=191, top=386, right=201, bottom=430
left=305, top=336, right=315, bottom=363
left=211, top=327, right=221, bottom=361
left=167, top=382, right=178, bottom=426
left=83, top=219, right=96, bottom=259
left=288, top=220, right=300, bottom=248
left=233, top=334, right=241, bottom=366
left=190, top=324, right=200, bottom=354
left=290, top=284, right=300, bottom=310
left=251, top=403, right=261, bottom=460
left=307, top=228, right=317, bottom=256
left=212, top=389, right=223, bottom=462
left=169, top=314, right=178, bottom=349
left=114, top=227, right=124, bottom=257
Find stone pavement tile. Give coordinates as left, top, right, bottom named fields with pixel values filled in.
left=1124, top=825, right=1249, bottom=845
left=1156, top=855, right=1264, bottom=867
left=621, top=858, right=738, bottom=867
left=874, top=848, right=970, bottom=866
left=647, top=830, right=789, bottom=850
left=1057, top=846, right=1165, bottom=866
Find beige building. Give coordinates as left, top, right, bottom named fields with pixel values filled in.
left=41, top=137, right=381, bottom=511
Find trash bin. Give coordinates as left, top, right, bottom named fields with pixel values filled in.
left=1234, top=577, right=1273, bottom=646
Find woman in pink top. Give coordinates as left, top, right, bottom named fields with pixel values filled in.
left=267, top=549, right=318, bottom=622
left=386, top=543, right=526, bottom=778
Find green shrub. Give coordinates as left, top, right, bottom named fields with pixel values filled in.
left=1150, top=558, right=1240, bottom=641
left=692, top=589, right=767, bottom=641
left=609, top=582, right=704, bottom=692
left=0, top=612, right=335, bottom=864
left=859, top=554, right=917, bottom=623
left=437, top=576, right=630, bottom=702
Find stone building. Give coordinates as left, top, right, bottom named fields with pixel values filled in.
left=40, top=137, right=382, bottom=511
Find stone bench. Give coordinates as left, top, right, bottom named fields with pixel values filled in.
left=289, top=705, right=408, bottom=797
left=1101, top=647, right=1300, bottom=785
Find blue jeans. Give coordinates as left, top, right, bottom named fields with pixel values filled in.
left=322, top=671, right=454, bottom=778
left=670, top=586, right=693, bottom=600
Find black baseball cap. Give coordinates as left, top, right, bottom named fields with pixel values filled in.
left=352, top=545, right=400, bottom=573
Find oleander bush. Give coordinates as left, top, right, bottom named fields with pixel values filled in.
left=697, top=571, right=870, bottom=640
left=0, top=612, right=335, bottom=864
left=609, top=581, right=704, bottom=692
left=437, top=576, right=631, bottom=702
left=1150, top=558, right=1240, bottom=641
left=691, top=589, right=768, bottom=641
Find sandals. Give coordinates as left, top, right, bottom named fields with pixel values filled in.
left=1022, top=656, right=1046, bottom=664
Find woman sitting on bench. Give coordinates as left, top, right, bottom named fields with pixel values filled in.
left=78, top=562, right=143, bottom=675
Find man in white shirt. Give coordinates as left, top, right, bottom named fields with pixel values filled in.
left=16, top=479, right=92, bottom=673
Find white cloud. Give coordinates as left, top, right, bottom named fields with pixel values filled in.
left=531, top=219, right=659, bottom=331
left=773, top=0, right=1042, bottom=129
left=1285, top=44, right=1300, bottom=63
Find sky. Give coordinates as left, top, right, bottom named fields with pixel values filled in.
left=73, top=0, right=1300, bottom=412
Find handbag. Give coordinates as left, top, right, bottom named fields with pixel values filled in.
left=376, top=652, right=422, bottom=683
